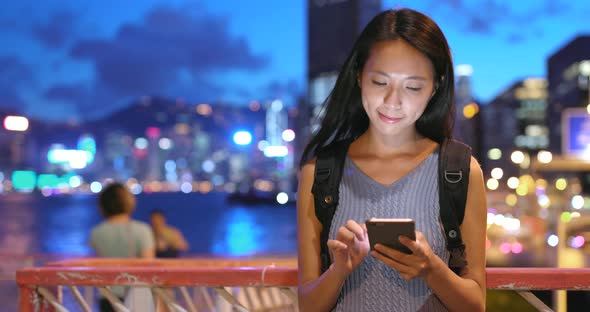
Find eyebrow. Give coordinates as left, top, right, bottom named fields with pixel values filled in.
left=369, top=70, right=429, bottom=81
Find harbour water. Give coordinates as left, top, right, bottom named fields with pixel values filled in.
left=0, top=191, right=298, bottom=258
left=0, top=191, right=297, bottom=310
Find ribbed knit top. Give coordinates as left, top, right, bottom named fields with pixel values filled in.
left=329, top=152, right=449, bottom=311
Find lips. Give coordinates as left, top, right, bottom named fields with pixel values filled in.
left=378, top=112, right=402, bottom=123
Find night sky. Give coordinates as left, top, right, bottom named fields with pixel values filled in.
left=0, top=0, right=588, bottom=122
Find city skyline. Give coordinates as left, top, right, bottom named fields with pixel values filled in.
left=0, top=0, right=589, bottom=122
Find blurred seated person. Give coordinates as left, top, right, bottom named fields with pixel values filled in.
left=150, top=209, right=189, bottom=258
left=90, top=182, right=155, bottom=312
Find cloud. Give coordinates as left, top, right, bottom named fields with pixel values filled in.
left=43, top=81, right=123, bottom=120
left=0, top=85, right=25, bottom=111
left=44, top=83, right=88, bottom=101
left=540, top=1, right=570, bottom=16
left=0, top=56, right=34, bottom=110
left=33, top=6, right=273, bottom=121
left=69, top=6, right=268, bottom=98
left=0, top=56, right=33, bottom=83
left=466, top=15, right=494, bottom=34
left=443, top=0, right=463, bottom=10
left=506, top=33, right=526, bottom=44
left=0, top=18, right=18, bottom=29
left=264, top=78, right=302, bottom=99
left=32, top=11, right=76, bottom=49
left=428, top=0, right=580, bottom=42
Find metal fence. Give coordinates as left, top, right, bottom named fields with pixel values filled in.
left=15, top=258, right=590, bottom=312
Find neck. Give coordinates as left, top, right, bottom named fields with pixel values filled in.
left=107, top=214, right=131, bottom=223
left=362, top=128, right=425, bottom=156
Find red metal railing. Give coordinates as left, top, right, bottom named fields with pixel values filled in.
left=486, top=267, right=590, bottom=290
left=16, top=258, right=590, bottom=312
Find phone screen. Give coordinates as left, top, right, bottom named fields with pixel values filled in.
left=365, top=218, right=416, bottom=254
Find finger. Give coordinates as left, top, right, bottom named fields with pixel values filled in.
left=344, top=220, right=365, bottom=241
left=415, top=231, right=425, bottom=240
left=371, top=250, right=406, bottom=271
left=374, top=243, right=409, bottom=257
left=398, top=235, right=421, bottom=254
left=335, top=226, right=355, bottom=244
left=327, top=239, right=348, bottom=251
left=371, top=251, right=416, bottom=279
left=328, top=240, right=349, bottom=259
left=401, top=232, right=431, bottom=257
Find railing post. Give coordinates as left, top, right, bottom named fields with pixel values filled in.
left=38, top=286, right=67, bottom=312
left=19, top=286, right=39, bottom=312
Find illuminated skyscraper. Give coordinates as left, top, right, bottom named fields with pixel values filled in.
left=265, top=99, right=292, bottom=190
left=481, top=78, right=548, bottom=176
left=547, top=35, right=590, bottom=193
left=266, top=100, right=287, bottom=147
left=454, top=64, right=482, bottom=158
left=547, top=35, right=590, bottom=154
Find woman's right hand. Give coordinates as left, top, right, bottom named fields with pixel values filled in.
left=327, top=220, right=370, bottom=277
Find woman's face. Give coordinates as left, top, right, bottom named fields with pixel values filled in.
left=359, top=39, right=435, bottom=141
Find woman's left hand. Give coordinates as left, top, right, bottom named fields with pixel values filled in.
left=370, top=231, right=436, bottom=280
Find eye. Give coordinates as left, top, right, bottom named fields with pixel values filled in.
left=371, top=80, right=386, bottom=87
left=406, top=87, right=422, bottom=92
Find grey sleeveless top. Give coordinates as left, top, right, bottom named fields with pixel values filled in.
left=329, top=152, right=450, bottom=312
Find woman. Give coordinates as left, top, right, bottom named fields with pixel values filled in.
left=297, top=8, right=487, bottom=312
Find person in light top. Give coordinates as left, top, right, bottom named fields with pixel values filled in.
left=90, top=182, right=155, bottom=312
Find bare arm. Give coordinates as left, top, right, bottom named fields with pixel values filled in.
left=172, top=228, right=190, bottom=251
left=297, top=161, right=347, bottom=312
left=140, top=247, right=155, bottom=259
left=423, top=156, right=487, bottom=311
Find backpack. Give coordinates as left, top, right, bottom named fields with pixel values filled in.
left=311, top=138, right=471, bottom=275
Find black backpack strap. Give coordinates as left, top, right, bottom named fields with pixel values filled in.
left=438, top=138, right=471, bottom=275
left=311, top=139, right=352, bottom=273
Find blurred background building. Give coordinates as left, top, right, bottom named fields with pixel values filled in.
left=1, top=97, right=297, bottom=202
left=306, top=0, right=381, bottom=136
left=547, top=35, right=590, bottom=155
left=454, top=64, right=483, bottom=160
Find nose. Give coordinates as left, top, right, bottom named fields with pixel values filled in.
left=383, top=85, right=401, bottom=109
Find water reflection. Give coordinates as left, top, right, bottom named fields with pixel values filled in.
left=212, top=204, right=298, bottom=256
left=214, top=208, right=262, bottom=255
left=0, top=192, right=297, bottom=257
left=42, top=195, right=96, bottom=255
left=0, top=194, right=35, bottom=254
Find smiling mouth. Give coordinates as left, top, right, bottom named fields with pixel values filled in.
left=378, top=112, right=402, bottom=123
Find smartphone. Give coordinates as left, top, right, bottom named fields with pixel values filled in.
left=365, top=218, right=416, bottom=254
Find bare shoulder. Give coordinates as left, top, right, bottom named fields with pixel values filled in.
left=297, top=159, right=317, bottom=210
left=299, top=158, right=317, bottom=183
left=466, top=156, right=486, bottom=214
left=468, top=156, right=484, bottom=183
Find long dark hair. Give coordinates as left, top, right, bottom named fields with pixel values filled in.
left=300, top=8, right=455, bottom=166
